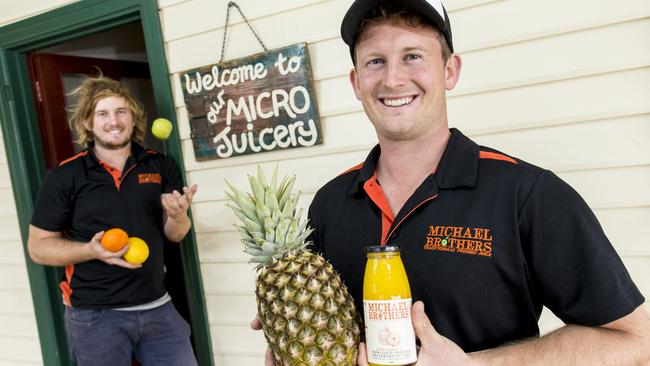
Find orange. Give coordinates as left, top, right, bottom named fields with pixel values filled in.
left=123, top=237, right=149, bottom=264
left=101, top=228, right=129, bottom=252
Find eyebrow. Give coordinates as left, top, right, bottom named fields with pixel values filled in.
left=95, top=107, right=129, bottom=113
left=402, top=46, right=427, bottom=53
left=361, top=45, right=428, bottom=57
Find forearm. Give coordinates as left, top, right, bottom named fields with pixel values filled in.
left=164, top=213, right=191, bottom=243
left=28, top=236, right=94, bottom=266
left=472, top=322, right=650, bottom=366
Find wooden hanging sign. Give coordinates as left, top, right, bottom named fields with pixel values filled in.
left=181, top=43, right=323, bottom=160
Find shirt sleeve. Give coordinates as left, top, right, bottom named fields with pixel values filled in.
left=30, top=169, right=71, bottom=232
left=519, top=170, right=644, bottom=326
left=161, top=155, right=184, bottom=194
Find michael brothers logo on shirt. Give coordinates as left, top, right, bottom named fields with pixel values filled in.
left=138, top=173, right=162, bottom=184
left=423, top=225, right=493, bottom=257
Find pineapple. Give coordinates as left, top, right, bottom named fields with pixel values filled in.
left=225, top=166, right=361, bottom=366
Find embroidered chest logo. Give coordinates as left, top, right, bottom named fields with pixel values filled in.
left=423, top=225, right=493, bottom=257
left=138, top=173, right=161, bottom=184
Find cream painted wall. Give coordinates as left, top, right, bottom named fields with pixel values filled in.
left=160, top=0, right=650, bottom=364
left=0, top=0, right=78, bottom=27
left=0, top=131, right=42, bottom=365
left=0, top=0, right=648, bottom=365
left=0, top=1, right=82, bottom=365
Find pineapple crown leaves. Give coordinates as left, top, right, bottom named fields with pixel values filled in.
left=225, top=165, right=314, bottom=269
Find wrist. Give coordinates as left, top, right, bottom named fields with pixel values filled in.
left=469, top=349, right=494, bottom=366
left=85, top=239, right=100, bottom=261
left=170, top=212, right=190, bottom=225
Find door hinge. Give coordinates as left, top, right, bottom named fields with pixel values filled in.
left=35, top=80, right=42, bottom=103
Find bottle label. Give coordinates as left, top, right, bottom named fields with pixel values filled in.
left=363, top=298, right=417, bottom=364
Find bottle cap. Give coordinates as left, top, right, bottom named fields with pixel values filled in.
left=365, top=245, right=401, bottom=253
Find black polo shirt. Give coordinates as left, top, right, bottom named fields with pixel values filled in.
left=31, top=143, right=183, bottom=309
left=308, top=128, right=644, bottom=352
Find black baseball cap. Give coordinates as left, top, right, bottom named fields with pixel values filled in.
left=341, top=0, right=454, bottom=60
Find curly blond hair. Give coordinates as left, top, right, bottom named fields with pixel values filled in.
left=67, top=74, right=147, bottom=148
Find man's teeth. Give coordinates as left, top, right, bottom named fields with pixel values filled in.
left=383, top=97, right=413, bottom=107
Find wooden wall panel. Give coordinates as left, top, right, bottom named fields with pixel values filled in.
left=0, top=240, right=26, bottom=265
left=449, top=68, right=650, bottom=134
left=210, top=324, right=267, bottom=356
left=0, top=0, right=75, bottom=27
left=0, top=188, right=17, bottom=216
left=458, top=18, right=650, bottom=95
left=594, top=208, right=650, bottom=256
left=0, top=336, right=42, bottom=363
left=0, top=216, right=21, bottom=242
left=164, top=1, right=349, bottom=73
left=451, top=0, right=650, bottom=51
left=470, top=114, right=650, bottom=171
left=0, top=163, right=11, bottom=189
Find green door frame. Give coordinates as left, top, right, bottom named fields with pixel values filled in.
left=0, top=1, right=213, bottom=365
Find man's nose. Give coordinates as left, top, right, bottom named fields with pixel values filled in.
left=383, top=62, right=407, bottom=89
left=106, top=112, right=120, bottom=125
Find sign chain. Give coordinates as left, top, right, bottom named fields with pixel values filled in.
left=220, top=1, right=268, bottom=63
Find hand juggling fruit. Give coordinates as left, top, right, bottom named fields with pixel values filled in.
left=151, top=118, right=173, bottom=140
left=123, top=237, right=149, bottom=264
left=100, top=228, right=129, bottom=252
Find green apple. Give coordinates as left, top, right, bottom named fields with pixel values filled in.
left=151, top=118, right=173, bottom=140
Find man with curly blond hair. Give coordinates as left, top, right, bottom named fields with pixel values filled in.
left=27, top=75, right=199, bottom=366
left=66, top=75, right=148, bottom=149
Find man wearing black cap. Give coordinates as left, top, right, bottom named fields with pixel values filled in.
left=303, top=0, right=650, bottom=365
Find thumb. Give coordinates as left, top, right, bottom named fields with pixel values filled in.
left=93, top=231, right=105, bottom=242
left=357, top=341, right=369, bottom=366
left=115, top=243, right=130, bottom=257
left=250, top=316, right=262, bottom=330
left=412, top=301, right=438, bottom=345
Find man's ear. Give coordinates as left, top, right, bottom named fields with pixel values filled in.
left=445, top=54, right=462, bottom=91
left=349, top=67, right=362, bottom=101
left=83, top=119, right=92, bottom=132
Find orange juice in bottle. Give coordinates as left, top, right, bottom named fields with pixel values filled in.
left=363, top=245, right=417, bottom=365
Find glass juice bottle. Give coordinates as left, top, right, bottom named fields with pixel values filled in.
left=363, top=245, right=417, bottom=365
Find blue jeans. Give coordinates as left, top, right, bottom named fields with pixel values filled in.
left=64, top=302, right=198, bottom=366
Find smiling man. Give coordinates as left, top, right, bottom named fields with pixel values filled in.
left=27, top=75, right=198, bottom=366
left=303, top=0, right=650, bottom=365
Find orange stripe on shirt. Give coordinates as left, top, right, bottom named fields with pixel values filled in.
left=363, top=173, right=394, bottom=245
left=339, top=163, right=364, bottom=176
left=479, top=151, right=517, bottom=164
left=59, top=151, right=88, bottom=166
left=60, top=264, right=74, bottom=307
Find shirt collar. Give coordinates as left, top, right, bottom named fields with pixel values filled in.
left=350, top=128, right=479, bottom=194
left=435, top=128, right=479, bottom=189
left=349, top=144, right=381, bottom=195
left=83, top=142, right=148, bottom=168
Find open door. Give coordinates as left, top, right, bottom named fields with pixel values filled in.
left=27, top=52, right=195, bottom=358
